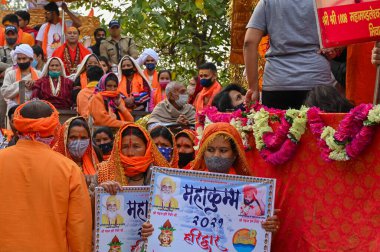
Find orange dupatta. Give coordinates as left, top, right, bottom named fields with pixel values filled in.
left=15, top=67, right=39, bottom=104
left=52, top=116, right=99, bottom=175
left=80, top=72, right=88, bottom=89
left=0, top=27, right=4, bottom=46
left=118, top=73, right=144, bottom=98
left=144, top=69, right=163, bottom=106
left=194, top=81, right=222, bottom=112
left=190, top=122, right=251, bottom=176
left=42, top=20, right=67, bottom=57
left=97, top=123, right=170, bottom=186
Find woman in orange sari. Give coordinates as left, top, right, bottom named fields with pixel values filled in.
left=175, top=129, right=196, bottom=168
left=97, top=122, right=170, bottom=190
left=149, top=125, right=179, bottom=168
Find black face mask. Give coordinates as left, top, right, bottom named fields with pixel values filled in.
left=178, top=152, right=195, bottom=168
left=95, top=37, right=105, bottom=45
left=98, top=142, right=113, bottom=155
left=122, top=68, right=135, bottom=77
left=234, top=103, right=246, bottom=111
left=18, top=61, right=31, bottom=70
left=5, top=37, right=17, bottom=46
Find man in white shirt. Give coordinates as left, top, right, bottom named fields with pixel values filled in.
left=36, top=2, right=81, bottom=58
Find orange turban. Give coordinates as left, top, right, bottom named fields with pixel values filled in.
left=13, top=100, right=60, bottom=138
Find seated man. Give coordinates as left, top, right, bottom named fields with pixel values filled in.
left=147, top=81, right=195, bottom=131
left=52, top=27, right=90, bottom=76
left=1, top=14, right=34, bottom=47
left=1, top=44, right=42, bottom=111
left=193, top=62, right=222, bottom=112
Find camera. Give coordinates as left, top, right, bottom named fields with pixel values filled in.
left=1, top=56, right=7, bottom=63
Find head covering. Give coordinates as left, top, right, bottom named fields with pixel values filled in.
left=14, top=44, right=34, bottom=59
left=243, top=185, right=258, bottom=197
left=41, top=57, right=67, bottom=77
left=190, top=122, right=251, bottom=176
left=106, top=195, right=121, bottom=209
left=109, top=20, right=120, bottom=28
left=74, top=53, right=100, bottom=80
left=117, top=55, right=149, bottom=86
left=175, top=129, right=196, bottom=144
left=150, top=125, right=179, bottom=168
left=94, top=72, right=120, bottom=113
left=137, top=48, right=160, bottom=66
left=5, top=25, right=17, bottom=34
left=52, top=116, right=99, bottom=175
left=13, top=100, right=60, bottom=138
left=97, top=123, right=171, bottom=186
left=95, top=72, right=119, bottom=95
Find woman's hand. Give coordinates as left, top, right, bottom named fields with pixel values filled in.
left=141, top=222, right=154, bottom=240
left=99, top=181, right=122, bottom=195
left=114, top=95, right=122, bottom=107
left=261, top=209, right=280, bottom=233
left=124, top=97, right=135, bottom=108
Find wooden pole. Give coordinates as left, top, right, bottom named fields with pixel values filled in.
left=373, top=41, right=380, bottom=105
left=61, top=1, right=65, bottom=44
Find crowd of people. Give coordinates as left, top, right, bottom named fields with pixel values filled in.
left=0, top=1, right=377, bottom=250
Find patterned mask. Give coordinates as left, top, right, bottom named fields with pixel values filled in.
left=68, top=139, right=90, bottom=159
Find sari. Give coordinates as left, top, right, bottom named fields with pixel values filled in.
left=190, top=122, right=251, bottom=176
left=53, top=116, right=99, bottom=175
left=97, top=123, right=171, bottom=186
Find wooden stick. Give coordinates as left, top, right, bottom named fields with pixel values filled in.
left=374, top=41, right=380, bottom=105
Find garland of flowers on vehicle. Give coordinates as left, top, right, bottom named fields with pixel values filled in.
left=248, top=106, right=308, bottom=165
left=307, top=104, right=380, bottom=161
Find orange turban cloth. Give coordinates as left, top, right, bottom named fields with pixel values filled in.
left=13, top=100, right=60, bottom=138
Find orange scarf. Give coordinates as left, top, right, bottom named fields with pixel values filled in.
left=16, top=29, right=24, bottom=45
left=194, top=81, right=222, bottom=112
left=144, top=69, right=162, bottom=106
left=15, top=67, right=39, bottom=104
left=0, top=27, right=4, bottom=46
left=42, top=20, right=66, bottom=57
left=99, top=90, right=119, bottom=98
left=13, top=100, right=60, bottom=138
left=80, top=72, right=88, bottom=89
left=118, top=73, right=144, bottom=98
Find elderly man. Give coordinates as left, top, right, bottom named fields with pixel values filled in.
left=101, top=195, right=125, bottom=226
left=153, top=177, right=179, bottom=210
left=0, top=100, right=92, bottom=251
left=1, top=44, right=42, bottom=111
left=52, top=27, right=90, bottom=76
left=100, top=20, right=139, bottom=65
left=147, top=81, right=195, bottom=130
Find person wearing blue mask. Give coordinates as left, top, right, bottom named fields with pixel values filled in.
left=193, top=62, right=222, bottom=113
left=212, top=83, right=247, bottom=112
left=149, top=125, right=179, bottom=168
left=147, top=81, right=195, bottom=132
left=32, top=45, right=45, bottom=71
left=31, top=57, right=74, bottom=109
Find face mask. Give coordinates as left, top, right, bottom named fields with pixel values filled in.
left=18, top=61, right=31, bottom=70
left=200, top=78, right=213, bottom=88
left=68, top=139, right=90, bottom=159
left=158, top=146, right=173, bottom=162
left=122, top=68, right=135, bottom=77
left=98, top=142, right=113, bottom=155
left=5, top=37, right=17, bottom=45
left=178, top=152, right=195, bottom=168
left=49, top=71, right=61, bottom=78
left=204, top=156, right=235, bottom=174
left=145, top=63, right=156, bottom=71
left=95, top=37, right=105, bottom=45
left=234, top=103, right=246, bottom=112
left=175, top=94, right=189, bottom=107
left=159, top=80, right=170, bottom=90
left=31, top=59, right=38, bottom=68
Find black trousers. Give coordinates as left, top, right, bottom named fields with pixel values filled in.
left=262, top=90, right=309, bottom=110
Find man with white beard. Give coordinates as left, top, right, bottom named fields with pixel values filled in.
left=153, top=177, right=178, bottom=210
left=102, top=195, right=125, bottom=226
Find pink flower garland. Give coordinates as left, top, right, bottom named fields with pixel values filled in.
left=307, top=104, right=377, bottom=161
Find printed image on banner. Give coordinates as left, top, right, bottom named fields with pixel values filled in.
left=94, top=186, right=150, bottom=252
left=314, top=0, right=380, bottom=47
left=145, top=167, right=276, bottom=252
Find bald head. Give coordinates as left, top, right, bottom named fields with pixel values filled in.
left=20, top=100, right=54, bottom=119
left=165, top=81, right=185, bottom=96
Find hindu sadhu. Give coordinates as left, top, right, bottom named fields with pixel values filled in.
left=0, top=100, right=92, bottom=251
left=140, top=122, right=280, bottom=238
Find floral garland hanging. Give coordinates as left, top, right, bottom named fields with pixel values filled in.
left=307, top=104, right=380, bottom=162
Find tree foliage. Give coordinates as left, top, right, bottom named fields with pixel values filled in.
left=73, top=0, right=231, bottom=83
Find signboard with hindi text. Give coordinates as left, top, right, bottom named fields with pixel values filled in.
left=145, top=167, right=276, bottom=252
left=314, top=0, right=380, bottom=47
left=94, top=186, right=149, bottom=252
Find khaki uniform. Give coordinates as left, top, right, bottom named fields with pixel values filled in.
left=0, top=45, right=14, bottom=128
left=99, top=36, right=139, bottom=65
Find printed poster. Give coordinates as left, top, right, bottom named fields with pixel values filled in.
left=146, top=167, right=276, bottom=252
left=94, top=186, right=150, bottom=252
left=314, top=0, right=380, bottom=47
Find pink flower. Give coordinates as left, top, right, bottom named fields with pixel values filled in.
left=346, top=126, right=376, bottom=158
left=260, top=139, right=298, bottom=165
left=263, top=116, right=290, bottom=149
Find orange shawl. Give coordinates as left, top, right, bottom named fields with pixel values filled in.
left=15, top=67, right=39, bottom=104
left=42, top=20, right=67, bottom=57
left=190, top=122, right=251, bottom=176
left=97, top=123, right=170, bottom=186
left=144, top=69, right=163, bottom=106
left=52, top=116, right=99, bottom=175
left=118, top=73, right=145, bottom=98
left=194, top=81, right=222, bottom=112
left=52, top=43, right=91, bottom=75
left=80, top=72, right=88, bottom=89
left=175, top=129, right=197, bottom=145
left=0, top=27, right=4, bottom=46
left=13, top=100, right=60, bottom=138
